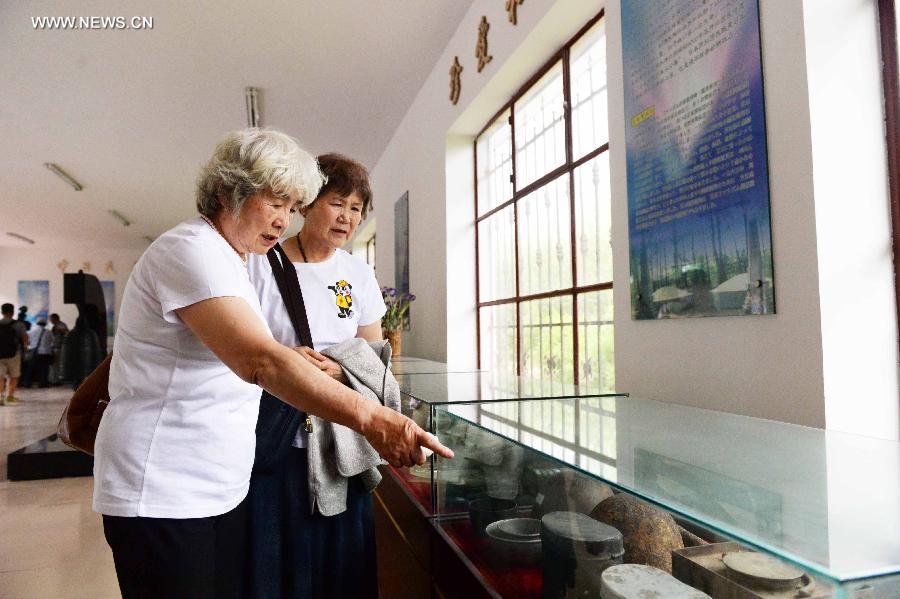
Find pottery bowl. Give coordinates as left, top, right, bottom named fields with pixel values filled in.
left=468, top=497, right=517, bottom=537
left=486, top=518, right=543, bottom=566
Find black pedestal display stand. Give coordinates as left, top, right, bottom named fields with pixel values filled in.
left=7, top=435, right=93, bottom=480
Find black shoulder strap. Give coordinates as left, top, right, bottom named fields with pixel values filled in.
left=266, top=243, right=313, bottom=348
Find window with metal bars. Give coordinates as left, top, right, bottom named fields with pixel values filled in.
left=474, top=12, right=614, bottom=397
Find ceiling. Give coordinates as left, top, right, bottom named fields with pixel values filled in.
left=0, top=0, right=474, bottom=249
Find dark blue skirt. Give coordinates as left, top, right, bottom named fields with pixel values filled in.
left=245, top=447, right=378, bottom=599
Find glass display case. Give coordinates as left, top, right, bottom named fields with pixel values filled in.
left=390, top=370, right=626, bottom=513
left=430, top=396, right=900, bottom=598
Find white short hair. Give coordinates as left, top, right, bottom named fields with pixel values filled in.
left=196, top=128, right=324, bottom=218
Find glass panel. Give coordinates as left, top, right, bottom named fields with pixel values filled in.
left=577, top=289, right=614, bottom=394
left=477, top=205, right=516, bottom=302
left=476, top=109, right=513, bottom=216
left=396, top=371, right=624, bottom=407
left=391, top=359, right=480, bottom=376
left=574, top=153, right=612, bottom=286
left=570, top=18, right=609, bottom=159
left=478, top=303, right=517, bottom=386
left=519, top=296, right=574, bottom=394
left=514, top=62, right=565, bottom=189
left=517, top=175, right=572, bottom=295
left=435, top=395, right=900, bottom=588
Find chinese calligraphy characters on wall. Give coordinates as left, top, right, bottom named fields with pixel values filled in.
left=449, top=56, right=463, bottom=105
left=506, top=0, right=524, bottom=25
left=476, top=16, right=493, bottom=73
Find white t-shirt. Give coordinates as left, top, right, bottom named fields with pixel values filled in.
left=93, top=217, right=271, bottom=519
left=247, top=247, right=386, bottom=447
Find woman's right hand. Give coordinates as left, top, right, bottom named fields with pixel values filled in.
left=357, top=401, right=453, bottom=467
left=177, top=297, right=452, bottom=467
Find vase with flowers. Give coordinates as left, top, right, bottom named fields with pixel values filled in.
left=381, top=286, right=416, bottom=357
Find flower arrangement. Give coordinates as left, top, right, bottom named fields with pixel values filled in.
left=381, top=287, right=416, bottom=332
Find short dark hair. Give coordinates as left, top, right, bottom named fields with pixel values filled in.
left=314, top=153, right=373, bottom=218
left=1, top=303, right=13, bottom=315
left=50, top=313, right=59, bottom=320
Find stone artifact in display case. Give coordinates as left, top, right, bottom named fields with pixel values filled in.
left=672, top=542, right=831, bottom=598
left=601, top=563, right=712, bottom=598
left=541, top=511, right=624, bottom=598
left=590, top=493, right=685, bottom=573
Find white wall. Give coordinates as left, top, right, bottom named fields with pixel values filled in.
left=802, top=0, right=899, bottom=439
left=0, top=246, right=144, bottom=334
left=367, top=0, right=898, bottom=437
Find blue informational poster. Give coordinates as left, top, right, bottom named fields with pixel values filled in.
left=101, top=280, right=115, bottom=336
left=17, top=280, right=49, bottom=324
left=623, top=0, right=775, bottom=319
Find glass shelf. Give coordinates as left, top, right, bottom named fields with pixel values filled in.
left=388, top=370, right=625, bottom=515
left=433, top=395, right=900, bottom=596
left=390, top=358, right=481, bottom=376
left=398, top=370, right=623, bottom=430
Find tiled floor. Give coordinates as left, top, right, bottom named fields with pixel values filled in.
left=0, top=387, right=119, bottom=598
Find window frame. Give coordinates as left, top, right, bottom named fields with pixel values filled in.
left=878, top=0, right=900, bottom=341
left=474, top=10, right=611, bottom=387
left=365, top=232, right=376, bottom=270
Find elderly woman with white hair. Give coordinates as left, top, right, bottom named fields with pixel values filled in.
left=92, top=129, right=451, bottom=599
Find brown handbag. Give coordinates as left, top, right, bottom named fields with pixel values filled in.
left=57, top=353, right=113, bottom=456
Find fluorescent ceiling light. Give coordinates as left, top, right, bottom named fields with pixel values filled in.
left=245, top=87, right=260, bottom=127
left=7, top=232, right=35, bottom=244
left=44, top=162, right=83, bottom=191
left=108, top=210, right=132, bottom=227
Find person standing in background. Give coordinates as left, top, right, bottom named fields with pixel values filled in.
left=21, top=318, right=48, bottom=387
left=32, top=318, right=55, bottom=387
left=49, top=313, right=69, bottom=384
left=50, top=313, right=69, bottom=337
left=0, top=303, right=28, bottom=406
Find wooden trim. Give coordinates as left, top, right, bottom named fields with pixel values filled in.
left=476, top=196, right=516, bottom=223
left=513, top=162, right=571, bottom=201
left=878, top=0, right=900, bottom=341
left=476, top=102, right=513, bottom=140
left=562, top=45, right=580, bottom=386
left=473, top=137, right=482, bottom=369
left=511, top=102, right=522, bottom=376
left=572, top=142, right=610, bottom=169
left=478, top=282, right=613, bottom=308
left=571, top=8, right=606, bottom=48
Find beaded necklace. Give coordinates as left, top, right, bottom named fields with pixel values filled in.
left=200, top=214, right=248, bottom=266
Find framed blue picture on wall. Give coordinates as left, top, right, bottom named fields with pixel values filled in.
left=17, top=280, right=49, bottom=325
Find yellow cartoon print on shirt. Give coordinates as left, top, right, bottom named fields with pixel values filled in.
left=327, top=280, right=354, bottom=318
